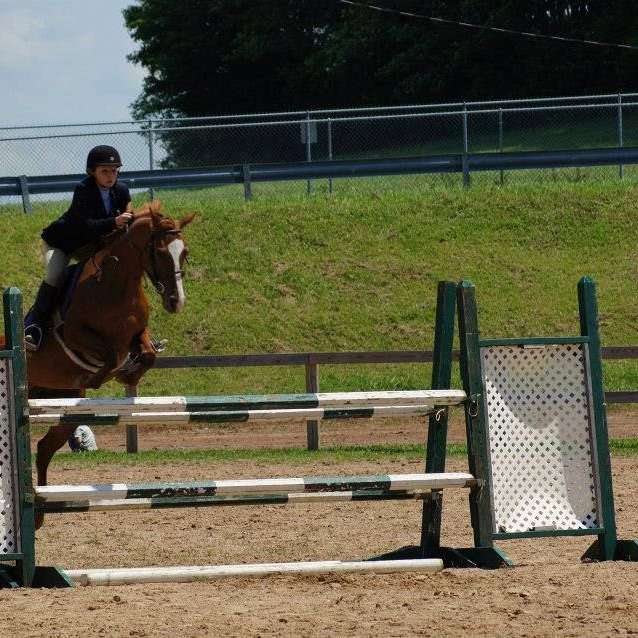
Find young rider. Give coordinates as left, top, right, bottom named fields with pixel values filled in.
left=24, top=145, right=164, bottom=354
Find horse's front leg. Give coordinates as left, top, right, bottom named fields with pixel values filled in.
left=115, top=328, right=156, bottom=387
left=35, top=424, right=77, bottom=530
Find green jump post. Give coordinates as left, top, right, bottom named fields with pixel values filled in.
left=578, top=277, right=638, bottom=562
left=455, top=280, right=512, bottom=568
left=0, top=288, right=36, bottom=587
left=421, top=281, right=456, bottom=549
left=0, top=288, right=73, bottom=588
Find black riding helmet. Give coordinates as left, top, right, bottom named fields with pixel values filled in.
left=86, top=145, right=122, bottom=172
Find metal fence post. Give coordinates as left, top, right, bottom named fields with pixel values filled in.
left=18, top=176, right=32, bottom=214
left=462, top=103, right=470, bottom=188
left=617, top=94, right=624, bottom=179
left=147, top=121, right=155, bottom=200
left=305, top=361, right=320, bottom=450
left=498, top=108, right=504, bottom=185
left=327, top=118, right=333, bottom=194
left=305, top=112, right=312, bottom=195
left=242, top=164, right=252, bottom=200
left=125, top=384, right=138, bottom=453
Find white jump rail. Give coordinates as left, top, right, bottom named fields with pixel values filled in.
left=67, top=558, right=444, bottom=586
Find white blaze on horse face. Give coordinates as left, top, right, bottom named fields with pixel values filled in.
left=168, top=238, right=186, bottom=311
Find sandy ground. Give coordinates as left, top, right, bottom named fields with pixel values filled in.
left=3, top=409, right=638, bottom=637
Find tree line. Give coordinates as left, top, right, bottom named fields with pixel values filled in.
left=123, top=1, right=638, bottom=165
left=124, top=0, right=638, bottom=118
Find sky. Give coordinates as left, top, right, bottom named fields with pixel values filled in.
left=0, top=0, right=144, bottom=127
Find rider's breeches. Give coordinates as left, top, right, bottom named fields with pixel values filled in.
left=43, top=244, right=70, bottom=287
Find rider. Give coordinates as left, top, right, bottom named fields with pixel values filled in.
left=24, top=145, right=164, bottom=354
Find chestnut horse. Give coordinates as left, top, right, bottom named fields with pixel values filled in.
left=2, top=201, right=194, bottom=527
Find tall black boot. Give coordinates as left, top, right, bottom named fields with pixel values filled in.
left=24, top=281, right=58, bottom=351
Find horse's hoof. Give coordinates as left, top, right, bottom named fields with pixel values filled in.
left=151, top=337, right=168, bottom=353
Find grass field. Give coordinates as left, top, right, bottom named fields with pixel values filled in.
left=2, top=178, right=638, bottom=400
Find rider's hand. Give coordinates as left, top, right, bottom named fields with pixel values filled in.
left=115, top=212, right=134, bottom=228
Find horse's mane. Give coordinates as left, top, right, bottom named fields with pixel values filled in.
left=131, top=200, right=179, bottom=231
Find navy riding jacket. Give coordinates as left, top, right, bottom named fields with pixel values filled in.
left=41, top=176, right=131, bottom=254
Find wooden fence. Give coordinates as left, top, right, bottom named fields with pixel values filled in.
left=119, top=346, right=638, bottom=452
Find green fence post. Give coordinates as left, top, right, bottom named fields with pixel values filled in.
left=420, top=281, right=456, bottom=549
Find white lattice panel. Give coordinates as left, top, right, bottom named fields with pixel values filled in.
left=0, top=358, right=19, bottom=555
left=481, top=343, right=599, bottom=534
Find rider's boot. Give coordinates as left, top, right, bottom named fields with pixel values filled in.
left=24, top=281, right=58, bottom=351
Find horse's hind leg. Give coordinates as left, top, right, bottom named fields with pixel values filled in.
left=34, top=424, right=76, bottom=530
left=32, top=387, right=84, bottom=530
left=35, top=424, right=77, bottom=486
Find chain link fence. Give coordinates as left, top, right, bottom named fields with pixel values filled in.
left=1, top=92, right=637, bottom=210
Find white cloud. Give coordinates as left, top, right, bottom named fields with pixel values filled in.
left=0, top=8, right=47, bottom=68
left=0, top=0, right=144, bottom=126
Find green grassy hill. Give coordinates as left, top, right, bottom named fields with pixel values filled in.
left=2, top=179, right=638, bottom=397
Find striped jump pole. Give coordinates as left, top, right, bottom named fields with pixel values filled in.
left=29, top=404, right=450, bottom=426
left=28, top=390, right=467, bottom=426
left=35, top=472, right=476, bottom=502
left=38, top=490, right=436, bottom=513
left=28, top=390, right=467, bottom=415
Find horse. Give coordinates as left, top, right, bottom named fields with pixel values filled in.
left=2, top=200, right=195, bottom=528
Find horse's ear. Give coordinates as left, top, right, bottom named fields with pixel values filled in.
left=178, top=213, right=197, bottom=229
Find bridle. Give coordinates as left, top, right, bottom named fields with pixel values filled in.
left=122, top=221, right=185, bottom=296
left=145, top=228, right=184, bottom=296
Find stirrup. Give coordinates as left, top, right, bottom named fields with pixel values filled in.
left=24, top=324, right=43, bottom=351
left=150, top=337, right=167, bottom=353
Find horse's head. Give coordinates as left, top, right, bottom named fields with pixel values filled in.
left=131, top=201, right=196, bottom=313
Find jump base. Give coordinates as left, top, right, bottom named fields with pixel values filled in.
left=373, top=545, right=513, bottom=569
left=582, top=539, right=638, bottom=563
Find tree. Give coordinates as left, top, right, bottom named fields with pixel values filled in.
left=123, top=1, right=638, bottom=165
left=124, top=1, right=344, bottom=117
